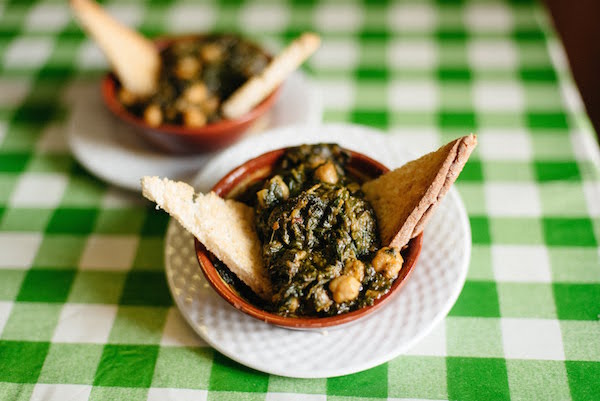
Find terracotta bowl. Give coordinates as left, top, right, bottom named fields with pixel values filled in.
left=195, top=147, right=423, bottom=329
left=101, top=35, right=280, bottom=154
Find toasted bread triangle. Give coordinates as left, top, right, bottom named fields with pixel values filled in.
left=141, top=176, right=271, bottom=299
left=362, top=134, right=477, bottom=248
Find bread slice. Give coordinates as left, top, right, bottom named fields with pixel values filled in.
left=362, top=134, right=477, bottom=248
left=222, top=33, right=321, bottom=119
left=141, top=176, right=271, bottom=299
left=70, top=0, right=159, bottom=96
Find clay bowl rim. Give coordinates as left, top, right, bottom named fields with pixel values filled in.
left=194, top=147, right=423, bottom=329
left=101, top=34, right=281, bottom=139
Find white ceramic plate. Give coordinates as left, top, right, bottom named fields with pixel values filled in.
left=164, top=123, right=471, bottom=378
left=67, top=72, right=323, bottom=191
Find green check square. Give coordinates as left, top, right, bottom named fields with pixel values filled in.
left=388, top=356, right=447, bottom=399
left=506, top=360, right=570, bottom=401
left=152, top=346, right=213, bottom=389
left=26, top=154, right=74, bottom=174
left=438, top=41, right=468, bottom=68
left=543, top=218, right=597, bottom=246
left=68, top=271, right=127, bottom=304
left=560, top=321, right=600, bottom=361
left=523, top=84, right=563, bottom=111
left=446, top=317, right=503, bottom=357
left=478, top=111, right=525, bottom=129
left=516, top=42, right=552, bottom=68
left=449, top=281, right=500, bottom=317
left=108, top=306, right=168, bottom=344
left=526, top=112, right=568, bottom=129
left=438, top=111, right=476, bottom=129
left=0, top=153, right=30, bottom=172
left=350, top=110, right=389, bottom=129
left=0, top=340, right=49, bottom=383
left=490, top=217, right=544, bottom=244
left=0, top=207, right=53, bottom=231
left=467, top=245, right=493, bottom=280
left=327, top=363, right=387, bottom=398
left=207, top=391, right=265, bottom=401
left=469, top=216, right=492, bottom=244
left=0, top=270, right=26, bottom=300
left=268, top=376, right=326, bottom=394
left=60, top=175, right=106, bottom=206
left=94, top=344, right=159, bottom=387
left=539, top=183, right=588, bottom=216
left=354, top=82, right=388, bottom=109
left=38, top=343, right=104, bottom=384
left=578, top=160, right=600, bottom=180
left=0, top=383, right=34, bottom=401
left=141, top=209, right=170, bottom=236
left=389, top=111, right=436, bottom=126
left=548, top=247, right=600, bottom=283
left=530, top=133, right=574, bottom=159
left=482, top=161, right=535, bottom=182
left=0, top=123, right=41, bottom=152
left=440, top=82, right=472, bottom=109
left=534, top=161, right=581, bottom=182
left=437, top=67, right=471, bottom=81
left=0, top=174, right=18, bottom=205
left=447, top=357, right=510, bottom=401
left=89, top=387, right=148, bottom=401
left=565, top=361, right=600, bottom=401
left=46, top=208, right=98, bottom=234
left=32, top=234, right=86, bottom=268
left=1, top=303, right=62, bottom=341
left=132, top=237, right=164, bottom=270
left=209, top=352, right=269, bottom=393
left=457, top=160, right=484, bottom=182
left=497, top=283, right=557, bottom=318
left=455, top=183, right=486, bottom=214
left=119, top=271, right=172, bottom=306
left=553, top=283, right=600, bottom=320
left=358, top=40, right=386, bottom=69
left=16, top=269, right=75, bottom=303
left=93, top=208, right=146, bottom=234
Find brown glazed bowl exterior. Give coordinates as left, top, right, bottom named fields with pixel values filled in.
left=195, top=147, right=423, bottom=329
left=101, top=35, right=280, bottom=154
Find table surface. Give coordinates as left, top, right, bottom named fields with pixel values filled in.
left=1, top=1, right=599, bottom=401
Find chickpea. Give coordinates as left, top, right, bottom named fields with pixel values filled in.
left=287, top=297, right=299, bottom=313
left=175, top=56, right=200, bottom=80
left=144, top=104, right=162, bottom=127
left=201, top=43, right=222, bottom=63
left=256, top=188, right=269, bottom=208
left=329, top=275, right=361, bottom=303
left=182, top=107, right=207, bottom=127
left=184, top=82, right=208, bottom=104
left=371, top=247, right=404, bottom=279
left=314, top=161, right=338, bottom=184
left=270, top=175, right=289, bottom=200
left=343, top=258, right=365, bottom=282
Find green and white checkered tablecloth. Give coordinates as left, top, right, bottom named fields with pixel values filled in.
left=1, top=0, right=599, bottom=400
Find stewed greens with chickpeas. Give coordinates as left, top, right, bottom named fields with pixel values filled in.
left=226, top=144, right=405, bottom=317
left=118, top=34, right=269, bottom=127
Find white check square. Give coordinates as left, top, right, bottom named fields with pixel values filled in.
left=76, top=41, right=108, bottom=69
left=241, top=3, right=289, bottom=32
left=473, top=82, right=524, bottom=112
left=79, top=235, right=138, bottom=270
left=266, top=393, right=326, bottom=401
left=501, top=318, right=565, bottom=360
left=26, top=4, right=70, bottom=32
left=0, top=233, right=42, bottom=269
left=492, top=245, right=551, bottom=282
left=465, top=3, right=513, bottom=33
left=52, top=304, right=117, bottom=343
left=388, top=80, right=439, bottom=111
left=388, top=40, right=437, bottom=69
left=468, top=40, right=517, bottom=69
left=166, top=4, right=215, bottom=33
left=485, top=183, right=541, bottom=217
left=310, top=39, right=358, bottom=69
left=0, top=302, right=13, bottom=336
left=317, top=79, right=355, bottom=109
left=583, top=182, right=600, bottom=217
left=31, top=384, right=91, bottom=401
left=3, top=37, right=54, bottom=69
left=10, top=173, right=68, bottom=207
left=388, top=3, right=437, bottom=32
left=477, top=129, right=532, bottom=161
left=314, top=3, right=362, bottom=32
left=104, top=3, right=145, bottom=28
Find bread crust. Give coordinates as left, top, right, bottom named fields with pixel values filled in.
left=362, top=135, right=477, bottom=248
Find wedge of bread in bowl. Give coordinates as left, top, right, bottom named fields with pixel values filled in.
left=141, top=176, right=271, bottom=299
